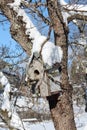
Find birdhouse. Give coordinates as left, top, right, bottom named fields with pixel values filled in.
left=27, top=59, right=44, bottom=81
left=26, top=58, right=51, bottom=97
left=39, top=72, right=50, bottom=97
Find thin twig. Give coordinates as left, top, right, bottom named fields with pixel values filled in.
left=40, top=26, right=51, bottom=55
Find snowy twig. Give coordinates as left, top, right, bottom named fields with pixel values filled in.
left=59, top=0, right=87, bottom=25
left=40, top=26, right=51, bottom=55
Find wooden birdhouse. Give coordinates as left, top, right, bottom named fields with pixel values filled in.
left=39, top=72, right=50, bottom=97
left=27, top=59, right=44, bottom=81
left=27, top=58, right=51, bottom=97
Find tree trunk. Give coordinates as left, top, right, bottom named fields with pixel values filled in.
left=47, top=0, right=76, bottom=130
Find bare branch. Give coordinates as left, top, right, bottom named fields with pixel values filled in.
left=21, top=0, right=51, bottom=26
left=68, top=14, right=87, bottom=23
left=70, top=41, right=85, bottom=46
left=40, top=26, right=51, bottom=55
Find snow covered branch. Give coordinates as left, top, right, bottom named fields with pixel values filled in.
left=59, top=0, right=87, bottom=25
left=0, top=71, right=26, bottom=130
left=7, top=0, right=63, bottom=67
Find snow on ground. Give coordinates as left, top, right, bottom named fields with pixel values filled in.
left=0, top=96, right=87, bottom=130
left=0, top=72, right=87, bottom=130
left=23, top=104, right=87, bottom=130
left=74, top=104, right=87, bottom=130
left=22, top=104, right=87, bottom=130
left=23, top=120, right=55, bottom=130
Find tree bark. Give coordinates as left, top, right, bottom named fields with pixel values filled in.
left=47, top=0, right=76, bottom=130
left=0, top=0, right=32, bottom=56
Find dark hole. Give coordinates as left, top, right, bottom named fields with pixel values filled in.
left=85, top=103, right=87, bottom=112
left=34, top=70, right=40, bottom=75
left=46, top=92, right=60, bottom=110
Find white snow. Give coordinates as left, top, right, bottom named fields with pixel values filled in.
left=16, top=96, right=33, bottom=109
left=24, top=105, right=87, bottom=130
left=60, top=0, right=87, bottom=25
left=0, top=72, right=9, bottom=86
left=0, top=72, right=11, bottom=112
left=0, top=72, right=27, bottom=130
left=27, top=121, right=55, bottom=130
left=8, top=0, right=21, bottom=10
left=73, top=104, right=87, bottom=130
left=60, top=0, right=87, bottom=11
left=84, top=125, right=87, bottom=130
left=1, top=84, right=11, bottom=112
left=8, top=1, right=63, bottom=67
left=42, top=42, right=63, bottom=66
left=10, top=109, right=27, bottom=130
left=16, top=7, right=63, bottom=66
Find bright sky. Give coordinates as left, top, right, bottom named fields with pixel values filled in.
left=0, top=16, right=27, bottom=65
left=0, top=19, right=18, bottom=50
